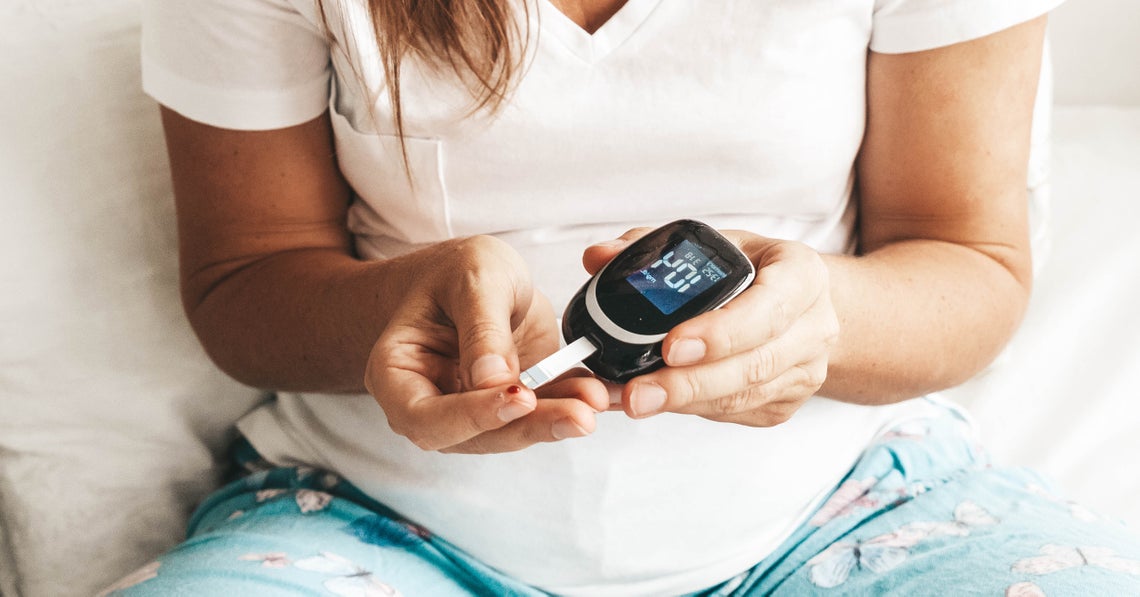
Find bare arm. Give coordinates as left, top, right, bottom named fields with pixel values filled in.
left=163, top=109, right=394, bottom=393
left=822, top=16, right=1045, bottom=403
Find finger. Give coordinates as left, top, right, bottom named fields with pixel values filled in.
left=514, top=292, right=562, bottom=371
left=663, top=240, right=829, bottom=367
left=535, top=374, right=611, bottom=412
left=363, top=299, right=453, bottom=398
left=441, top=398, right=601, bottom=454
left=696, top=358, right=829, bottom=427
left=624, top=316, right=830, bottom=419
left=581, top=227, right=654, bottom=274
left=442, top=240, right=535, bottom=389
left=704, top=395, right=806, bottom=428
left=627, top=356, right=827, bottom=426
left=601, top=380, right=625, bottom=411
left=385, top=380, right=539, bottom=451
left=446, top=376, right=609, bottom=454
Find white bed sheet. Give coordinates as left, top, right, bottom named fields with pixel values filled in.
left=945, top=106, right=1140, bottom=529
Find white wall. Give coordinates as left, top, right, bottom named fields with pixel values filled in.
left=1049, top=0, right=1140, bottom=106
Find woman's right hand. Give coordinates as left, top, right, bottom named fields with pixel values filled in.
left=364, top=235, right=610, bottom=454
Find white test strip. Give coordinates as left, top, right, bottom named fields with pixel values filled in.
left=519, top=336, right=599, bottom=390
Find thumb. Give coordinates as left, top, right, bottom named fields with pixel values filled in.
left=581, top=227, right=654, bottom=275
left=712, top=229, right=781, bottom=265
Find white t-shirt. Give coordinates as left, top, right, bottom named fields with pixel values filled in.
left=142, top=0, right=1061, bottom=594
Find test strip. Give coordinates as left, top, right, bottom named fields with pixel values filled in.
left=519, top=336, right=599, bottom=390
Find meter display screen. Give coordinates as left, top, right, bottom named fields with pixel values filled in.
left=625, top=239, right=728, bottom=315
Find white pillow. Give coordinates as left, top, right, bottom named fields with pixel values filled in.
left=0, top=1, right=264, bottom=595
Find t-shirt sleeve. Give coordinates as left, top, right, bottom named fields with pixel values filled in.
left=871, top=0, right=1065, bottom=54
left=141, top=0, right=332, bottom=130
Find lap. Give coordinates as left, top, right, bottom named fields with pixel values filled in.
left=729, top=412, right=1140, bottom=596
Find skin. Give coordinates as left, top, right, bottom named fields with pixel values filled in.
left=160, top=2, right=1046, bottom=453
left=547, top=0, right=627, bottom=33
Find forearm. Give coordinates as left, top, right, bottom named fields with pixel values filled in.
left=820, top=239, right=1031, bottom=404
left=185, top=248, right=409, bottom=394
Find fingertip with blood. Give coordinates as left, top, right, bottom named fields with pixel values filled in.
left=497, top=384, right=536, bottom=423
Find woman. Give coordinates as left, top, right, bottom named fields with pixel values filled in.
left=111, top=0, right=1140, bottom=594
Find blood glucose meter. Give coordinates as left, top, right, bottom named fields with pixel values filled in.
left=520, top=219, right=756, bottom=387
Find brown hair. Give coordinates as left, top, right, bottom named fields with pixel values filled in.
left=321, top=0, right=529, bottom=142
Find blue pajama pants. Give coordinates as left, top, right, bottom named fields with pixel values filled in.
left=101, top=409, right=1140, bottom=596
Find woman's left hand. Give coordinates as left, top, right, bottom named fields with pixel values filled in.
left=583, top=228, right=839, bottom=427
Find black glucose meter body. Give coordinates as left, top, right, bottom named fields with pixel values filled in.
left=521, top=220, right=756, bottom=387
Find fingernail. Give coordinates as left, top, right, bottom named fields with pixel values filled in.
left=592, top=239, right=625, bottom=248
left=471, top=354, right=510, bottom=388
left=551, top=418, right=588, bottom=440
left=498, top=395, right=535, bottom=423
left=607, top=384, right=623, bottom=407
left=630, top=383, right=667, bottom=417
left=668, top=339, right=706, bottom=366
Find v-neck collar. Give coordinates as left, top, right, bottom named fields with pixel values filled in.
left=535, top=0, right=662, bottom=63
